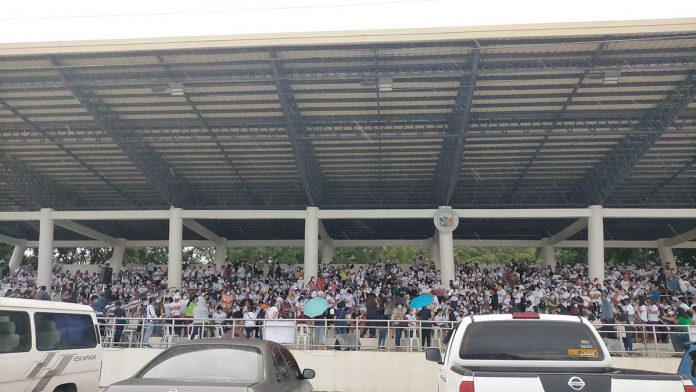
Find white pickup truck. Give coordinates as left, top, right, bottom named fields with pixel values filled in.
left=425, top=313, right=695, bottom=392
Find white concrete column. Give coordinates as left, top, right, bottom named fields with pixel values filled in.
left=588, top=205, right=605, bottom=283
left=321, top=242, right=333, bottom=264
left=109, top=238, right=127, bottom=274
left=8, top=242, right=27, bottom=275
left=541, top=238, right=556, bottom=268
left=438, top=230, right=455, bottom=287
left=37, top=208, right=54, bottom=296
left=168, top=207, right=183, bottom=290
left=304, top=207, right=319, bottom=285
left=657, top=238, right=675, bottom=268
left=430, top=240, right=440, bottom=270
left=214, top=238, right=227, bottom=267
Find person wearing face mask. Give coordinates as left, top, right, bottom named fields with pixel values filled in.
left=391, top=304, right=406, bottom=349
left=221, top=290, right=234, bottom=313
left=404, top=307, right=418, bottom=346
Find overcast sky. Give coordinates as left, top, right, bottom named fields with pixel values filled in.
left=1, top=0, right=695, bottom=43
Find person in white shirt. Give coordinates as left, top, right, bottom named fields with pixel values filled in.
left=266, top=304, right=279, bottom=320
left=142, top=298, right=158, bottom=346
left=243, top=308, right=257, bottom=338
left=189, top=296, right=209, bottom=340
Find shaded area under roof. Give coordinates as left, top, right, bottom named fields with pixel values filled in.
left=1, top=30, right=695, bottom=243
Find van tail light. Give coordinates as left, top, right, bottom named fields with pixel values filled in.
left=512, top=312, right=540, bottom=319
left=460, top=380, right=475, bottom=392
left=684, top=384, right=696, bottom=392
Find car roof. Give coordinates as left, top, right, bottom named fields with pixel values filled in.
left=173, top=338, right=281, bottom=350
left=470, top=314, right=584, bottom=323
left=0, top=297, right=95, bottom=313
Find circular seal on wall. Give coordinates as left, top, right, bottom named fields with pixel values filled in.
left=434, top=207, right=459, bottom=233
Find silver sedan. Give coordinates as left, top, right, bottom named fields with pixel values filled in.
left=105, top=339, right=315, bottom=392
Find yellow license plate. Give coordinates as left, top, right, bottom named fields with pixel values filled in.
left=568, top=348, right=598, bottom=358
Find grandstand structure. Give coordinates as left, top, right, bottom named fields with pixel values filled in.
left=0, top=19, right=695, bottom=293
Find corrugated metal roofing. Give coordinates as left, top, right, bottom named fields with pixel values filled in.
left=0, top=31, right=695, bottom=241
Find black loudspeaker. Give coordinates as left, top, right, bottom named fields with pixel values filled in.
left=99, top=266, right=113, bottom=284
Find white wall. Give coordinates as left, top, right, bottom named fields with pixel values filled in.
left=100, top=348, right=681, bottom=392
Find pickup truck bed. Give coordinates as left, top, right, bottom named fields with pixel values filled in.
left=426, top=313, right=692, bottom=392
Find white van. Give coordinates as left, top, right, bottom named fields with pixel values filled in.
left=0, top=297, right=102, bottom=392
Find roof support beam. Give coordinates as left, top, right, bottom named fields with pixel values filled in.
left=154, top=55, right=260, bottom=207
left=182, top=219, right=224, bottom=243
left=504, top=42, right=608, bottom=204
left=53, top=220, right=118, bottom=246
left=0, top=233, right=25, bottom=247
left=270, top=48, right=328, bottom=206
left=0, top=100, right=140, bottom=207
left=49, top=56, right=198, bottom=208
left=572, top=70, right=696, bottom=205
left=664, top=227, right=696, bottom=248
left=547, top=218, right=588, bottom=245
left=432, top=49, right=480, bottom=205
left=318, top=221, right=331, bottom=242
left=0, top=153, right=88, bottom=210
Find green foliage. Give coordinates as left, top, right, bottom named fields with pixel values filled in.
left=674, top=249, right=696, bottom=265
left=227, top=247, right=305, bottom=264
left=124, top=247, right=169, bottom=265
left=555, top=247, right=660, bottom=266
left=54, top=247, right=112, bottom=265
left=0, top=243, right=13, bottom=262
left=333, top=247, right=430, bottom=264
left=454, top=247, right=539, bottom=264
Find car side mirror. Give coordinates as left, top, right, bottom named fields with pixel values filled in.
left=302, top=369, right=316, bottom=380
left=425, top=347, right=443, bottom=364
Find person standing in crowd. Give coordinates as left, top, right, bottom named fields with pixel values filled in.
left=212, top=305, right=227, bottom=337
left=189, top=296, right=209, bottom=340
left=418, top=304, right=434, bottom=349
left=244, top=306, right=257, bottom=338
left=142, top=297, right=158, bottom=347
left=113, top=301, right=126, bottom=346
left=34, top=285, right=50, bottom=301
left=392, top=304, right=406, bottom=349
left=663, top=307, right=693, bottom=352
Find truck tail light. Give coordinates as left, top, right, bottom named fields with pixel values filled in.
left=684, top=385, right=696, bottom=392
left=512, top=312, right=540, bottom=319
left=460, top=380, right=475, bottom=392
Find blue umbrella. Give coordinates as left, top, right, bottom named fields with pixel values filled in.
left=409, top=294, right=434, bottom=309
left=304, top=297, right=330, bottom=318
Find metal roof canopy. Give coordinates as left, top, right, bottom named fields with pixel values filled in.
left=1, top=26, right=696, bottom=244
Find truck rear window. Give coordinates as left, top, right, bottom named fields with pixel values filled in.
left=459, top=320, right=604, bottom=361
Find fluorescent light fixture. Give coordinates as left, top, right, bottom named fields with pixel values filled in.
left=602, top=69, right=621, bottom=85
left=378, top=77, right=393, bottom=92
left=361, top=77, right=393, bottom=91
left=169, top=82, right=185, bottom=96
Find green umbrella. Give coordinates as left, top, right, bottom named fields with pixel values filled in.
left=304, top=297, right=330, bottom=318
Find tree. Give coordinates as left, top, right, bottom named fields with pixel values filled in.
left=0, top=243, right=12, bottom=262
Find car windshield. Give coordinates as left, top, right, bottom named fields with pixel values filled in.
left=137, top=344, right=262, bottom=383
left=459, top=320, right=605, bottom=361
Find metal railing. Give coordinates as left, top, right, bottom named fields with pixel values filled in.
left=96, top=316, right=695, bottom=357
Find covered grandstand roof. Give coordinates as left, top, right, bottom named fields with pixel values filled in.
left=0, top=28, right=695, bottom=242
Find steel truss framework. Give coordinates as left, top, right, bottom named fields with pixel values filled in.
left=1, top=31, right=696, bottom=242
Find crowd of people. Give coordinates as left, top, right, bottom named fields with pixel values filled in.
left=2, top=256, right=696, bottom=351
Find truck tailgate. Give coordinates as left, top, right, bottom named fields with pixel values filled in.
left=470, top=371, right=685, bottom=392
